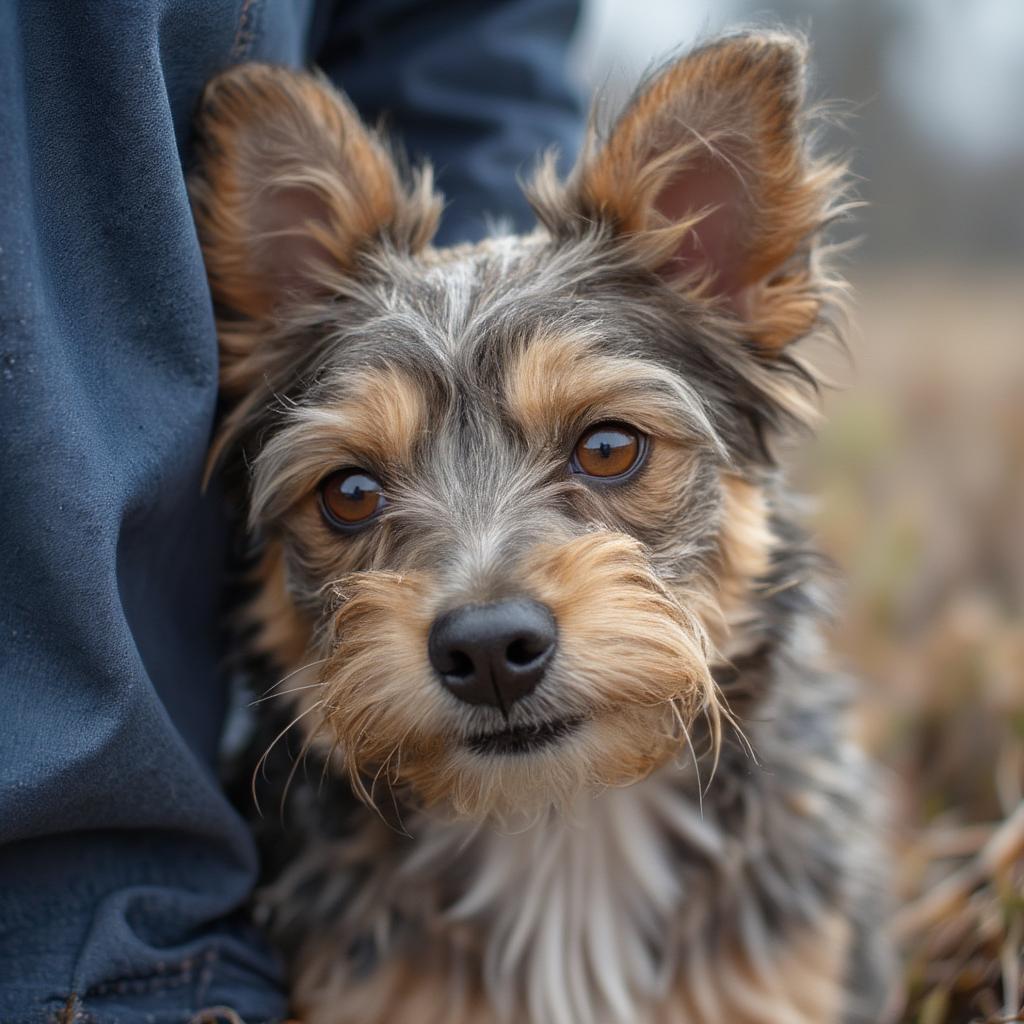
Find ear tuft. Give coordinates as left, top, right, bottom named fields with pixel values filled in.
left=189, top=64, right=441, bottom=323
left=530, top=31, right=849, bottom=351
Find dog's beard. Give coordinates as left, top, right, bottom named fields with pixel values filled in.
left=293, top=532, right=722, bottom=823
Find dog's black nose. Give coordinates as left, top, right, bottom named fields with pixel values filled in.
left=428, top=599, right=557, bottom=712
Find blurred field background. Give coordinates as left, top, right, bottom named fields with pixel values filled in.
left=571, top=2, right=1024, bottom=1020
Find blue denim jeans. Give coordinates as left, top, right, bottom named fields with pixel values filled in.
left=0, top=2, right=579, bottom=1019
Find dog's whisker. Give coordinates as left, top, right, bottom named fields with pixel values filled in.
left=317, top=737, right=340, bottom=796
left=717, top=693, right=759, bottom=768
left=278, top=718, right=328, bottom=821
left=248, top=681, right=323, bottom=706
left=375, top=725, right=417, bottom=837
left=669, top=700, right=705, bottom=819
left=701, top=685, right=726, bottom=791
left=250, top=699, right=325, bottom=817
left=253, top=658, right=328, bottom=702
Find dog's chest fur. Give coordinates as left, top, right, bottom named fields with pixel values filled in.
left=409, top=776, right=702, bottom=1023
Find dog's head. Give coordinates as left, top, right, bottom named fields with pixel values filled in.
left=190, top=32, right=845, bottom=821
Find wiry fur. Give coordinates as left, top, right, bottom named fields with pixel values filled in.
left=192, top=31, right=894, bottom=1024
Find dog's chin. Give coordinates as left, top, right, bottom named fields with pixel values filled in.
left=389, top=706, right=687, bottom=824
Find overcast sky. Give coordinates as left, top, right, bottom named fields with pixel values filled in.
left=568, top=0, right=1024, bottom=262
left=572, top=0, right=1024, bottom=168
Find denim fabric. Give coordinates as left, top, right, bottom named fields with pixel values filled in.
left=0, top=2, right=580, bottom=1021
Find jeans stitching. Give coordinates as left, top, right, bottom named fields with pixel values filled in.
left=230, top=0, right=264, bottom=62
left=80, top=949, right=218, bottom=999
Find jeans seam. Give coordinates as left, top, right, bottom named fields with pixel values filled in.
left=81, top=949, right=219, bottom=1000
left=230, top=0, right=264, bottom=62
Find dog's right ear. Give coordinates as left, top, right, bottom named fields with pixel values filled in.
left=189, top=63, right=440, bottom=382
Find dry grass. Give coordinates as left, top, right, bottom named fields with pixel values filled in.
left=794, top=268, right=1024, bottom=1021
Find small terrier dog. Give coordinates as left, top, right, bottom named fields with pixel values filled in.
left=190, top=30, right=893, bottom=1024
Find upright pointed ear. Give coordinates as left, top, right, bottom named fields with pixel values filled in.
left=531, top=32, right=846, bottom=350
left=188, top=62, right=441, bottom=328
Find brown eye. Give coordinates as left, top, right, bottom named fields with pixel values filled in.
left=319, top=469, right=386, bottom=530
left=571, top=423, right=646, bottom=480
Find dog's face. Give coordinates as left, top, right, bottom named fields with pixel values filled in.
left=190, top=33, right=843, bottom=820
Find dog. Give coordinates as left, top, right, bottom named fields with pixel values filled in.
left=189, top=30, right=894, bottom=1024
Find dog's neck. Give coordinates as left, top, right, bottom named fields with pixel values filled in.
left=380, top=766, right=715, bottom=1023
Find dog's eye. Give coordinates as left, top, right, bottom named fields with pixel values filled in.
left=571, top=423, right=646, bottom=480
left=319, top=469, right=386, bottom=530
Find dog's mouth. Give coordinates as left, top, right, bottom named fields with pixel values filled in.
left=466, top=716, right=583, bottom=756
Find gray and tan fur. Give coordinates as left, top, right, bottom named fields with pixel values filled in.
left=190, top=30, right=894, bottom=1024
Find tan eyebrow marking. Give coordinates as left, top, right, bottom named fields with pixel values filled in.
left=503, top=330, right=718, bottom=449
left=249, top=364, right=428, bottom=524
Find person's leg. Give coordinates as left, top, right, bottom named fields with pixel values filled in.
left=0, top=3, right=311, bottom=1020
left=313, top=0, right=583, bottom=245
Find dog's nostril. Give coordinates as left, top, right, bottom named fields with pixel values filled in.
left=428, top=598, right=557, bottom=712
left=447, top=650, right=474, bottom=679
left=506, top=636, right=544, bottom=667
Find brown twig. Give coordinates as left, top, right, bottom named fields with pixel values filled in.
left=895, top=801, right=1024, bottom=941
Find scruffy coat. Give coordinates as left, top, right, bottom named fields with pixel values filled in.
left=190, top=30, right=894, bottom=1024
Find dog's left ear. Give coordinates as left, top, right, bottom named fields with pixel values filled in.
left=532, top=32, right=845, bottom=351
left=190, top=64, right=442, bottom=480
